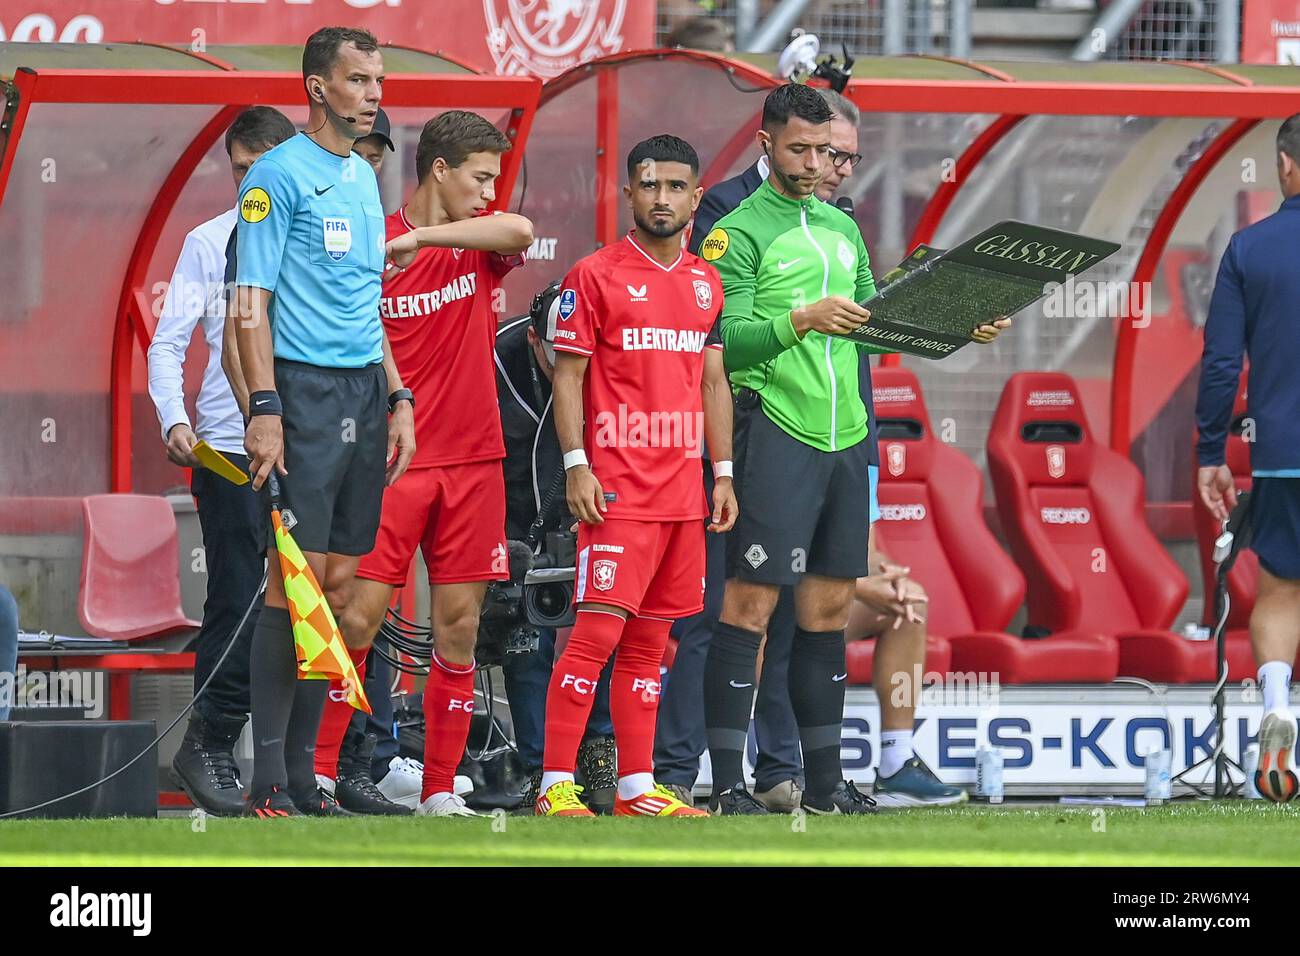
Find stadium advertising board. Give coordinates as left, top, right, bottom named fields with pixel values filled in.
left=0, top=0, right=652, bottom=77
left=1242, top=0, right=1300, bottom=63
left=695, top=685, right=1267, bottom=796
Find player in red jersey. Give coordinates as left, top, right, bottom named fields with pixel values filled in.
left=535, top=135, right=737, bottom=818
left=313, top=110, right=534, bottom=817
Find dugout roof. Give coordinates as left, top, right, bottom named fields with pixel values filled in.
left=0, top=42, right=539, bottom=506
left=503, top=50, right=1300, bottom=536
left=2, top=44, right=1299, bottom=531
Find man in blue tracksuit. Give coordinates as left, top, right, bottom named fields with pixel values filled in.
left=1196, top=112, right=1300, bottom=805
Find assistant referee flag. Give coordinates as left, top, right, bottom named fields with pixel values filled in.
left=269, top=476, right=370, bottom=713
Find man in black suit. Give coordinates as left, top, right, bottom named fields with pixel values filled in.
left=691, top=159, right=765, bottom=243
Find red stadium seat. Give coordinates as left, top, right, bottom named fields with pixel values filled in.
left=845, top=635, right=952, bottom=685
left=868, top=368, right=1117, bottom=683
left=1191, top=371, right=1257, bottom=631
left=79, top=494, right=200, bottom=643
left=662, top=635, right=678, bottom=671
left=987, top=372, right=1247, bottom=683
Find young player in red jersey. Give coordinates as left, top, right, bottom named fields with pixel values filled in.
left=535, top=135, right=737, bottom=818
left=313, top=110, right=534, bottom=817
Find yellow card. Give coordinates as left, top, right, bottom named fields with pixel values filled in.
left=193, top=440, right=250, bottom=486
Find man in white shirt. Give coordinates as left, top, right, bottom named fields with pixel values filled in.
left=146, top=106, right=296, bottom=816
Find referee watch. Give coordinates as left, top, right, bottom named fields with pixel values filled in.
left=388, top=388, right=415, bottom=414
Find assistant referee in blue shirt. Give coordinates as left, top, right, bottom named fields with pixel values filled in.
left=1196, top=112, right=1300, bottom=805
left=231, top=26, right=415, bottom=817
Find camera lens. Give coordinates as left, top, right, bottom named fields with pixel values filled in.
left=524, top=579, right=574, bottom=628
left=535, top=584, right=566, bottom=618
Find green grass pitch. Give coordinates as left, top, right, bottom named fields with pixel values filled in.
left=1, top=803, right=1295, bottom=866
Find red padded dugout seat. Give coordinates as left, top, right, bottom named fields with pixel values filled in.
left=988, top=372, right=1248, bottom=683
left=845, top=635, right=952, bottom=685
left=662, top=636, right=678, bottom=671
left=865, top=368, right=1117, bottom=683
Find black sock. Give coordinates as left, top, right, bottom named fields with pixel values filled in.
left=703, top=621, right=763, bottom=797
left=788, top=627, right=847, bottom=803
left=285, top=678, right=328, bottom=805
left=249, top=606, right=296, bottom=797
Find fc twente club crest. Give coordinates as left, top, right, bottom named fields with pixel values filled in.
left=1046, top=444, right=1066, bottom=479
left=693, top=279, right=713, bottom=310
left=483, top=0, right=626, bottom=78
left=592, top=558, right=617, bottom=591
left=887, top=442, right=906, bottom=477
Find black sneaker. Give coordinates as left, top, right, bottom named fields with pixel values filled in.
left=335, top=768, right=412, bottom=815
left=244, top=785, right=301, bottom=818
left=515, top=769, right=543, bottom=815
left=170, top=710, right=246, bottom=816
left=708, top=786, right=771, bottom=815
left=294, top=787, right=355, bottom=817
left=576, top=735, right=617, bottom=815
left=661, top=783, right=695, bottom=808
left=802, top=780, right=878, bottom=815
left=336, top=736, right=412, bottom=816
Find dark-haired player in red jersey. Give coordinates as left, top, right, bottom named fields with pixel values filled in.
left=313, top=110, right=534, bottom=818
left=536, top=134, right=737, bottom=818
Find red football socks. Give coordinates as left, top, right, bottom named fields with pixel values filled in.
left=421, top=652, right=477, bottom=800
left=541, top=608, right=626, bottom=775
left=313, top=645, right=368, bottom=779
left=609, top=615, right=672, bottom=778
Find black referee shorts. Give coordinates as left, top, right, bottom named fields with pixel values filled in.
left=263, top=358, right=388, bottom=557
left=726, top=393, right=871, bottom=586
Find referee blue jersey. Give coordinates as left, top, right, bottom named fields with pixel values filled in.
left=235, top=132, right=385, bottom=369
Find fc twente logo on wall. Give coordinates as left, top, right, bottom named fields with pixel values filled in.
left=484, top=0, right=627, bottom=78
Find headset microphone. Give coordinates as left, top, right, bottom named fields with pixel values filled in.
left=763, top=142, right=803, bottom=196
left=314, top=85, right=357, bottom=125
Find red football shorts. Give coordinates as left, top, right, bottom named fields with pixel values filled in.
left=574, top=518, right=705, bottom=619
left=357, top=460, right=508, bottom=586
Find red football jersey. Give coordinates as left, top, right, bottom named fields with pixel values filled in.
left=554, top=232, right=723, bottom=522
left=380, top=208, right=523, bottom=468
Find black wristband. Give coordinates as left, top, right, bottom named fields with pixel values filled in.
left=249, top=390, right=283, bottom=417
left=388, top=387, right=415, bottom=413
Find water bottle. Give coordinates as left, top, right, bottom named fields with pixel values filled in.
left=1242, top=745, right=1261, bottom=799
left=976, top=746, right=1004, bottom=804
left=1144, top=749, right=1172, bottom=804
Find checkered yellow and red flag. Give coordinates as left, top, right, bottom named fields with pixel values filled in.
left=271, top=509, right=371, bottom=714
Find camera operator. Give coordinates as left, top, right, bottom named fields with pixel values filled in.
left=494, top=283, right=617, bottom=813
